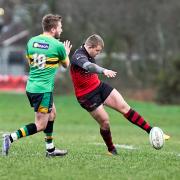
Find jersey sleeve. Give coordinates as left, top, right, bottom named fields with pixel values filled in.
left=57, top=43, right=67, bottom=62
left=71, top=53, right=89, bottom=68
left=25, top=42, right=31, bottom=64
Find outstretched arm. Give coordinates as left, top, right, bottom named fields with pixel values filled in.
left=83, top=62, right=117, bottom=78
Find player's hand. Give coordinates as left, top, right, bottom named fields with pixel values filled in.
left=64, top=40, right=72, bottom=55
left=103, top=69, right=117, bottom=78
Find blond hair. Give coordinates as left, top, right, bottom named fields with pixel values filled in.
left=85, top=34, right=104, bottom=48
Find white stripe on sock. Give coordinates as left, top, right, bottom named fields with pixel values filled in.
left=46, top=142, right=54, bottom=150
left=10, top=132, right=18, bottom=141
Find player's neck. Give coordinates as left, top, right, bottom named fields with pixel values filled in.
left=42, top=32, right=54, bottom=38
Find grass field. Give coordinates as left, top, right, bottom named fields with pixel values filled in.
left=0, top=93, right=180, bottom=180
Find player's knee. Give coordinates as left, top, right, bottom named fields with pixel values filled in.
left=36, top=111, right=51, bottom=130
left=49, top=109, right=56, bottom=121
left=101, top=120, right=110, bottom=130
left=35, top=114, right=49, bottom=131
left=36, top=122, right=47, bottom=131
left=51, top=111, right=56, bottom=121
left=119, top=104, right=130, bottom=114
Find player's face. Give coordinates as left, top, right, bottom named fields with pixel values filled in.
left=54, top=21, right=62, bottom=39
left=88, top=45, right=102, bottom=58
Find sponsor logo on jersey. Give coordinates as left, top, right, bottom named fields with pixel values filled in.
left=33, top=42, right=49, bottom=49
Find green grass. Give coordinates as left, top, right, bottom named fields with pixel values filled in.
left=0, top=93, right=180, bottom=180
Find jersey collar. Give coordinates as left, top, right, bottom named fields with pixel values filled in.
left=81, top=44, right=92, bottom=59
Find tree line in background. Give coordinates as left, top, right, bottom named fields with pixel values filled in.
left=0, top=0, right=180, bottom=104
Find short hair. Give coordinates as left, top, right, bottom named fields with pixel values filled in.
left=85, top=34, right=104, bottom=48
left=42, top=14, right=62, bottom=32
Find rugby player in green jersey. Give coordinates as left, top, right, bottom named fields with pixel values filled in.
left=2, top=14, right=72, bottom=157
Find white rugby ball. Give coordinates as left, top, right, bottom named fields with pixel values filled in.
left=149, top=127, right=164, bottom=150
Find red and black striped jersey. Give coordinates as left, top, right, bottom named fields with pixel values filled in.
left=70, top=45, right=100, bottom=97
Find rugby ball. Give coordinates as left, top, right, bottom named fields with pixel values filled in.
left=149, top=127, right=164, bottom=150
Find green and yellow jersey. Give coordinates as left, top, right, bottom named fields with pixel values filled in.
left=26, top=34, right=67, bottom=93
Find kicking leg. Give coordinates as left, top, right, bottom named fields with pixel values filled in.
left=104, top=89, right=152, bottom=133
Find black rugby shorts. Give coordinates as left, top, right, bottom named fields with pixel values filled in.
left=77, top=82, right=113, bottom=112
left=26, top=92, right=53, bottom=113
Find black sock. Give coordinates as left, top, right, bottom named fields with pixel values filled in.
left=44, top=121, right=54, bottom=144
left=10, top=123, right=37, bottom=142
left=100, top=128, right=115, bottom=152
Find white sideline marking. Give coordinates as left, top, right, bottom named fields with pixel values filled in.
left=93, top=143, right=138, bottom=150
left=93, top=143, right=180, bottom=156
left=115, top=144, right=138, bottom=150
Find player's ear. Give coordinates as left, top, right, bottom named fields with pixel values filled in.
left=51, top=28, right=56, bottom=33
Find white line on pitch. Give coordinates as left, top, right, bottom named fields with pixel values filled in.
left=92, top=142, right=138, bottom=150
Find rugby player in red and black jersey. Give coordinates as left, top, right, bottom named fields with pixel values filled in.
left=70, top=34, right=170, bottom=155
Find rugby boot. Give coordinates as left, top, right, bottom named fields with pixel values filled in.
left=107, top=147, right=118, bottom=156
left=164, top=134, right=170, bottom=140
left=2, top=134, right=11, bottom=156
left=46, top=148, right=68, bottom=157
